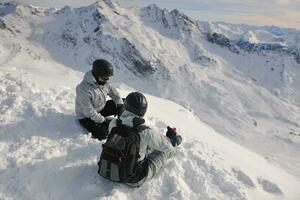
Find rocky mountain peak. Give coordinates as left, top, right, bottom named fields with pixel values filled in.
left=0, top=1, right=45, bottom=17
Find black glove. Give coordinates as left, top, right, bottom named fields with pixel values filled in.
left=166, top=126, right=182, bottom=147
left=91, top=121, right=109, bottom=140
left=115, top=104, right=124, bottom=118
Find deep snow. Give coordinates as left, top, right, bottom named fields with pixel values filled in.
left=1, top=70, right=299, bottom=200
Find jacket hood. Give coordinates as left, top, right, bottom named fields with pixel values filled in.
left=119, top=110, right=145, bottom=127
left=83, top=70, right=98, bottom=86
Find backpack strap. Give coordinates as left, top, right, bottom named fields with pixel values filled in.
left=109, top=119, right=126, bottom=137
left=133, top=125, right=149, bottom=133
left=114, top=118, right=149, bottom=134
left=130, top=124, right=148, bottom=161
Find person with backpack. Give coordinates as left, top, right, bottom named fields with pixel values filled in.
left=98, top=92, right=182, bottom=186
left=75, top=59, right=124, bottom=140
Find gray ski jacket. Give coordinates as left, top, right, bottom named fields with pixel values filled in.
left=108, top=110, right=176, bottom=162
left=75, top=70, right=123, bottom=123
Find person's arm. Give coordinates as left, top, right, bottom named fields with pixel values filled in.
left=77, top=87, right=105, bottom=123
left=107, top=84, right=123, bottom=105
left=108, top=118, right=117, bottom=133
left=145, top=128, right=177, bottom=159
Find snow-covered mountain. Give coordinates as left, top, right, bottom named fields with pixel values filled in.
left=1, top=1, right=300, bottom=199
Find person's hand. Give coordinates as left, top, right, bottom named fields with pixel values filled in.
left=115, top=104, right=124, bottom=118
left=166, top=126, right=182, bottom=147
left=100, top=119, right=110, bottom=130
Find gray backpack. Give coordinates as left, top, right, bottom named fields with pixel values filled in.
left=98, top=120, right=147, bottom=183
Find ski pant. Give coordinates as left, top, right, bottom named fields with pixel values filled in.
left=126, top=149, right=175, bottom=187
left=78, top=100, right=118, bottom=140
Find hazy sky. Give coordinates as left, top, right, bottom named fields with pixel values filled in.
left=5, top=0, right=300, bottom=30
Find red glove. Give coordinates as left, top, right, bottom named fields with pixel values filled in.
left=166, top=126, right=182, bottom=146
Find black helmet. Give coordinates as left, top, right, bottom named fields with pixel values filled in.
left=124, top=92, right=148, bottom=117
left=92, top=59, right=113, bottom=78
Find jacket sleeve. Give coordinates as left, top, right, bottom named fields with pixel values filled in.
left=107, top=84, right=123, bottom=105
left=108, top=118, right=117, bottom=133
left=76, top=87, right=105, bottom=123
left=144, top=128, right=176, bottom=159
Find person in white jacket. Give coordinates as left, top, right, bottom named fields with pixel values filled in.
left=108, top=92, right=182, bottom=186
left=75, top=59, right=123, bottom=140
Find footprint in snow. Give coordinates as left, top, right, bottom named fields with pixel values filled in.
left=232, top=168, right=255, bottom=188
left=257, top=178, right=283, bottom=195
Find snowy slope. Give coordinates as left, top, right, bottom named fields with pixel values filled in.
left=205, top=22, right=300, bottom=48
left=0, top=69, right=299, bottom=200
left=0, top=1, right=300, bottom=199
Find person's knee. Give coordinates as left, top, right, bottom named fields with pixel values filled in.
left=146, top=151, right=166, bottom=179
left=147, top=151, right=165, bottom=165
left=92, top=125, right=108, bottom=140
left=147, top=161, right=157, bottom=179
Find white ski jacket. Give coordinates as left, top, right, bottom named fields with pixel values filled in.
left=75, top=70, right=123, bottom=123
left=108, top=110, right=176, bottom=162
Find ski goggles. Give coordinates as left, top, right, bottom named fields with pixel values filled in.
left=101, top=75, right=110, bottom=81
